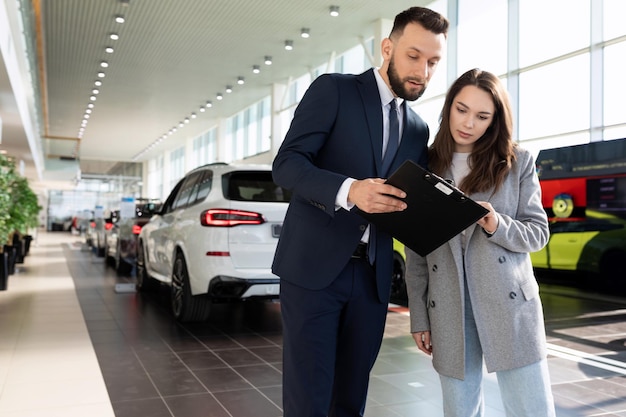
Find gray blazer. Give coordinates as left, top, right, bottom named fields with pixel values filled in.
left=405, top=148, right=550, bottom=380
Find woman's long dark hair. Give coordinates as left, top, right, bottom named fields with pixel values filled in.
left=429, top=68, right=516, bottom=194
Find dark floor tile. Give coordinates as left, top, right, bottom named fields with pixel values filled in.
left=193, top=367, right=252, bottom=392
left=112, top=397, right=172, bottom=417
left=104, top=371, right=160, bottom=402
left=233, top=364, right=282, bottom=388
left=213, top=347, right=265, bottom=367
left=165, top=393, right=231, bottom=417
left=248, top=346, right=282, bottom=364
left=197, top=334, right=241, bottom=350
left=213, top=388, right=282, bottom=417
left=177, top=350, right=226, bottom=370
left=148, top=369, right=208, bottom=396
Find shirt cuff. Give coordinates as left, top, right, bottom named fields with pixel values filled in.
left=335, top=178, right=356, bottom=211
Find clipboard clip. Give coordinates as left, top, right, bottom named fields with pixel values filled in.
left=423, top=173, right=468, bottom=202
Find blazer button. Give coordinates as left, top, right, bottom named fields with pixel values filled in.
left=359, top=225, right=366, bottom=232
left=509, top=291, right=517, bottom=299
left=430, top=300, right=436, bottom=307
left=499, top=256, right=506, bottom=264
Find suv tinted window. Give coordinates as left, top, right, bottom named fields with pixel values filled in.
left=223, top=171, right=291, bottom=202
left=173, top=171, right=204, bottom=209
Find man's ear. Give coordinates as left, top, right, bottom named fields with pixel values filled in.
left=381, top=38, right=393, bottom=60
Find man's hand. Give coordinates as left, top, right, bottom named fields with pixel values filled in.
left=348, top=178, right=407, bottom=213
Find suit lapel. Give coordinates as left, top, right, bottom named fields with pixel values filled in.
left=357, top=70, right=384, bottom=176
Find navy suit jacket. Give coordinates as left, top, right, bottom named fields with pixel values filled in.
left=272, top=68, right=429, bottom=303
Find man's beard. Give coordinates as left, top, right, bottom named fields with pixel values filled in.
left=387, top=57, right=427, bottom=101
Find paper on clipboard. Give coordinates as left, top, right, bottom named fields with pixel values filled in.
left=359, top=160, right=489, bottom=256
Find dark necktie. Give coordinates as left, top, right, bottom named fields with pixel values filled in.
left=382, top=99, right=400, bottom=176
left=369, top=99, right=401, bottom=264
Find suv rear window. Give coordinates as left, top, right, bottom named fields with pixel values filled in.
left=224, top=171, right=291, bottom=203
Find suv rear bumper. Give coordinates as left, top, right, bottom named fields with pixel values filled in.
left=207, top=276, right=279, bottom=300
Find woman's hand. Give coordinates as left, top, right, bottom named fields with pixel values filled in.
left=476, top=201, right=498, bottom=235
left=412, top=331, right=432, bottom=355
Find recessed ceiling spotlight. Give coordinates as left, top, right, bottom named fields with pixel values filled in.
left=301, top=28, right=310, bottom=38
left=109, top=33, right=119, bottom=40
left=284, top=40, right=293, bottom=51
left=84, top=114, right=90, bottom=119
left=216, top=93, right=223, bottom=100
left=329, top=5, right=339, bottom=17
left=252, top=65, right=260, bottom=74
left=94, top=80, right=102, bottom=86
left=100, top=61, right=109, bottom=68
left=97, top=71, right=105, bottom=78
left=200, top=106, right=205, bottom=112
left=191, top=113, right=197, bottom=119
left=264, top=56, right=272, bottom=65
left=115, top=15, right=125, bottom=23
left=85, top=109, right=92, bottom=114
left=87, top=103, right=94, bottom=108
left=225, top=85, right=233, bottom=93
left=105, top=46, right=114, bottom=53
left=178, top=122, right=184, bottom=128
left=237, top=76, right=245, bottom=85
left=89, top=95, right=97, bottom=101
left=184, top=118, right=190, bottom=124
left=92, top=88, right=99, bottom=94
left=206, top=101, right=212, bottom=108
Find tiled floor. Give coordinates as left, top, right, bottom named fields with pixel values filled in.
left=1, top=231, right=626, bottom=416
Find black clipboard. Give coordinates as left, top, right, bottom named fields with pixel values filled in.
left=359, top=160, right=489, bottom=256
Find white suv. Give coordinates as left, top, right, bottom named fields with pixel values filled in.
left=137, top=163, right=291, bottom=322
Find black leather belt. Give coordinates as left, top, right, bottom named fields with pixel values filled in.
left=351, top=242, right=368, bottom=259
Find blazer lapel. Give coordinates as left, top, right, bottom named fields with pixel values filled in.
left=357, top=69, right=384, bottom=176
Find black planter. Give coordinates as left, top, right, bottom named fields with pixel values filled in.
left=24, top=235, right=33, bottom=256
left=0, top=251, right=8, bottom=291
left=3, top=245, right=17, bottom=275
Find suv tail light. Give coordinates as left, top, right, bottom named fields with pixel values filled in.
left=132, top=224, right=143, bottom=235
left=200, top=209, right=265, bottom=227
left=105, top=222, right=114, bottom=231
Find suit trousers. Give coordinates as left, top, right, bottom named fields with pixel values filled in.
left=438, top=279, right=556, bottom=417
left=280, top=257, right=388, bottom=417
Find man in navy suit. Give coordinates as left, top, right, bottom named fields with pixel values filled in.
left=272, top=7, right=448, bottom=417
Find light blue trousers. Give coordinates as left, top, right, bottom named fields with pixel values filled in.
left=438, top=284, right=556, bottom=417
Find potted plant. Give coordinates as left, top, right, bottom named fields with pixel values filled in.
left=0, top=154, right=42, bottom=289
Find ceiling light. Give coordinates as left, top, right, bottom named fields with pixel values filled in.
left=94, top=80, right=102, bottom=86
left=178, top=122, right=184, bottom=127
left=84, top=114, right=90, bottom=119
left=216, top=93, right=223, bottom=100
left=115, top=15, right=125, bottom=23
left=87, top=103, right=94, bottom=108
left=184, top=118, right=190, bottom=124
left=200, top=106, right=205, bottom=112
left=284, top=40, right=293, bottom=51
left=92, top=88, right=99, bottom=94
left=97, top=71, right=105, bottom=78
left=225, top=85, right=233, bottom=93
left=206, top=101, right=212, bottom=108
left=89, top=95, right=97, bottom=101
left=109, top=33, right=119, bottom=40
left=329, top=5, right=339, bottom=17
left=301, top=28, right=310, bottom=38
left=264, top=56, right=272, bottom=65
left=105, top=46, right=114, bottom=53
left=191, top=113, right=197, bottom=119
left=237, top=76, right=245, bottom=85
left=252, top=65, right=260, bottom=74
left=100, top=61, right=108, bottom=68
left=85, top=109, right=92, bottom=114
